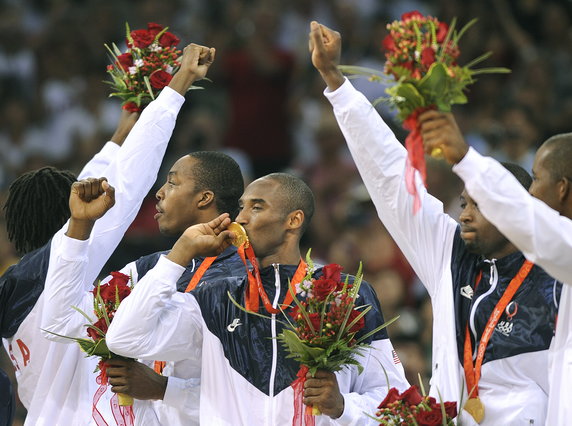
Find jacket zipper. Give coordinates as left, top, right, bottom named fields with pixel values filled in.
left=267, top=263, right=281, bottom=423
left=469, top=260, right=498, bottom=357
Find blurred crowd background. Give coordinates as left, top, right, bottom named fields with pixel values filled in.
left=2, top=0, right=572, bottom=422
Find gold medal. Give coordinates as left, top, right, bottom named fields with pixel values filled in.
left=228, top=222, right=249, bottom=248
left=464, top=397, right=485, bottom=423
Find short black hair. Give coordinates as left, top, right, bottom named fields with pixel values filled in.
left=188, top=151, right=244, bottom=220
left=263, top=173, right=315, bottom=235
left=4, top=167, right=76, bottom=254
left=500, top=162, right=532, bottom=190
left=540, top=133, right=572, bottom=182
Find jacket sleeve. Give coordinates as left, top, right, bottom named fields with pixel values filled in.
left=336, top=339, right=409, bottom=425
left=162, top=376, right=200, bottom=416
left=41, top=87, right=185, bottom=339
left=323, top=79, right=458, bottom=298
left=77, top=141, right=120, bottom=179
left=454, top=147, right=572, bottom=284
left=107, top=255, right=204, bottom=363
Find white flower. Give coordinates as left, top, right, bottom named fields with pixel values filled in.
left=149, top=43, right=162, bottom=52
left=134, top=59, right=144, bottom=67
left=128, top=66, right=138, bottom=75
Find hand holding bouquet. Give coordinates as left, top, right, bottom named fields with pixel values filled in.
left=48, top=272, right=135, bottom=407
left=280, top=253, right=397, bottom=421
left=339, top=11, right=509, bottom=213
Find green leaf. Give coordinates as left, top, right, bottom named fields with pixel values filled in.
left=418, top=62, right=449, bottom=99
left=143, top=75, right=155, bottom=100
left=470, top=67, right=511, bottom=75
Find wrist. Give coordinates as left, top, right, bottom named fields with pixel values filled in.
left=168, top=72, right=197, bottom=96
left=110, top=130, right=129, bottom=146
left=453, top=144, right=470, bottom=164
left=66, top=218, right=96, bottom=240
left=319, top=68, right=344, bottom=91
left=166, top=238, right=198, bottom=266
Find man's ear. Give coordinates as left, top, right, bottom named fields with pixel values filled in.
left=557, top=177, right=570, bottom=203
left=197, top=190, right=215, bottom=209
left=287, top=210, right=305, bottom=231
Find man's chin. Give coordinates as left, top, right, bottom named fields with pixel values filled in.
left=462, top=239, right=480, bottom=255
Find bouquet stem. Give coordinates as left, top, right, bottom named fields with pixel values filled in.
left=117, top=393, right=134, bottom=406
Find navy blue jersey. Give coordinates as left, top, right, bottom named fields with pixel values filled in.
left=451, top=227, right=561, bottom=365
left=0, top=242, right=51, bottom=339
left=192, top=263, right=388, bottom=396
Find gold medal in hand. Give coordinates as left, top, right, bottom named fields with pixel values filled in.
left=228, top=222, right=249, bottom=248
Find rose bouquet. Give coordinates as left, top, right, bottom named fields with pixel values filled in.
left=46, top=271, right=135, bottom=407
left=228, top=250, right=397, bottom=424
left=374, top=385, right=457, bottom=425
left=339, top=11, right=509, bottom=212
left=105, top=22, right=188, bottom=112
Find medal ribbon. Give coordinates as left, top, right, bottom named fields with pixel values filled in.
left=238, top=244, right=307, bottom=314
left=463, top=260, right=533, bottom=398
left=154, top=256, right=217, bottom=374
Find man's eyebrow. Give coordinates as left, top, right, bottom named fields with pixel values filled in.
left=168, top=171, right=176, bottom=177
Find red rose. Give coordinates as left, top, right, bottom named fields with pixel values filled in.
left=400, top=385, right=423, bottom=406
left=436, top=22, right=449, bottom=43
left=108, top=271, right=130, bottom=287
left=149, top=69, right=173, bottom=89
left=420, top=46, right=436, bottom=68
left=382, top=34, right=396, bottom=52
left=115, top=53, right=133, bottom=71
left=443, top=401, right=457, bottom=419
left=159, top=32, right=181, bottom=48
left=147, top=22, right=164, bottom=37
left=378, top=387, right=400, bottom=408
left=347, top=309, right=365, bottom=333
left=401, top=10, right=423, bottom=21
left=312, top=278, right=337, bottom=301
left=122, top=102, right=141, bottom=113
left=87, top=317, right=108, bottom=340
left=307, top=313, right=321, bottom=331
left=98, top=282, right=130, bottom=303
left=130, top=29, right=154, bottom=48
left=416, top=407, right=443, bottom=426
left=322, top=264, right=343, bottom=282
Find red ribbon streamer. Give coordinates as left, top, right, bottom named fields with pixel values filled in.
left=403, top=107, right=433, bottom=214
left=92, top=360, right=135, bottom=426
left=291, top=365, right=315, bottom=426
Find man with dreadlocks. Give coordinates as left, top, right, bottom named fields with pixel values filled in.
left=1, top=42, right=215, bottom=425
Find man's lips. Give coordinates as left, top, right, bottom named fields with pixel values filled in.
left=460, top=227, right=476, bottom=239
left=155, top=205, right=164, bottom=220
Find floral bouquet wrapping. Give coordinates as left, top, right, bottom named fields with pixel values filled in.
left=47, top=271, right=135, bottom=410
left=339, top=11, right=509, bottom=213
left=105, top=22, right=184, bottom=112
left=374, top=385, right=457, bottom=425
left=280, top=253, right=397, bottom=423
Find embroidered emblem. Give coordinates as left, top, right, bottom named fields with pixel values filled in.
left=227, top=318, right=242, bottom=332
left=460, top=285, right=474, bottom=299
left=505, top=301, right=518, bottom=320
left=496, top=320, right=514, bottom=336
